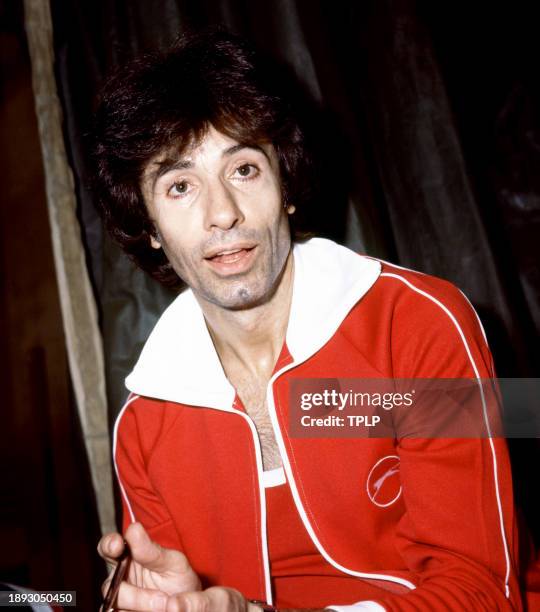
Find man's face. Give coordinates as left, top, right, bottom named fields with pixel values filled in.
left=141, top=126, right=292, bottom=310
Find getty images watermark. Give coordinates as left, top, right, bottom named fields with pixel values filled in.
left=288, top=378, right=540, bottom=438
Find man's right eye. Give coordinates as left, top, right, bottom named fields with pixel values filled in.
left=168, top=181, right=190, bottom=198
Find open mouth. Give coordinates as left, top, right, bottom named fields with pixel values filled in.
left=205, top=247, right=255, bottom=265
left=204, top=245, right=257, bottom=275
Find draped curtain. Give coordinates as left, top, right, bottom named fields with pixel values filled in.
left=48, top=0, right=539, bottom=540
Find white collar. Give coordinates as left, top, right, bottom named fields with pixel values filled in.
left=125, top=237, right=381, bottom=409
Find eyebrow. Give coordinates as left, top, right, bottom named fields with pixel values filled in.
left=146, top=143, right=269, bottom=189
left=146, top=158, right=192, bottom=189
left=223, top=143, right=269, bottom=159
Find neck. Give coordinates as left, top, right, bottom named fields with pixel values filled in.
left=197, top=251, right=294, bottom=380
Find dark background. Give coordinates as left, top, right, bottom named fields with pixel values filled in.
left=1, top=0, right=538, bottom=608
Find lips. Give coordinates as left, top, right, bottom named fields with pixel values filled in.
left=204, top=243, right=256, bottom=260
left=204, top=244, right=257, bottom=275
left=209, top=248, right=252, bottom=264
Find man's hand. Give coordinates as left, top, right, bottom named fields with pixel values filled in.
left=98, top=521, right=200, bottom=610
left=98, top=522, right=322, bottom=611
left=164, top=587, right=262, bottom=611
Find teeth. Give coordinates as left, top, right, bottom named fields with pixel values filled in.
left=216, top=248, right=242, bottom=256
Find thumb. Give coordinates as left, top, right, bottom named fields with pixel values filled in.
left=124, top=522, right=192, bottom=575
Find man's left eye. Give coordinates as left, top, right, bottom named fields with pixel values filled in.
left=234, top=164, right=258, bottom=178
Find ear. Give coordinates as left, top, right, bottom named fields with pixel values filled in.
left=150, top=234, right=162, bottom=249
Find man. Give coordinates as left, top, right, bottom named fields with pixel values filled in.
left=93, top=30, right=522, bottom=611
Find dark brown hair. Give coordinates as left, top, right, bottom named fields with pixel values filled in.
left=91, top=29, right=313, bottom=289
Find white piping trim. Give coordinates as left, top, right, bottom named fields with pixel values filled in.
left=367, top=256, right=492, bottom=356
left=267, top=369, right=416, bottom=591
left=369, top=258, right=492, bottom=373
left=230, top=409, right=273, bottom=606
left=369, top=258, right=490, bottom=350
left=370, top=258, right=493, bottom=370
left=114, top=394, right=272, bottom=602
left=112, top=393, right=140, bottom=524
left=380, top=272, right=511, bottom=598
left=458, top=288, right=490, bottom=348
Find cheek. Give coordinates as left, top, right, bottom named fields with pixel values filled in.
left=252, top=174, right=282, bottom=208
left=155, top=210, right=198, bottom=253
left=262, top=193, right=286, bottom=229
left=158, top=232, right=195, bottom=269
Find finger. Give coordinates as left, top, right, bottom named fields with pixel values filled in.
left=124, top=522, right=193, bottom=575
left=101, top=559, right=122, bottom=598
left=98, top=532, right=125, bottom=563
left=165, top=590, right=209, bottom=612
left=166, top=587, right=244, bottom=612
left=101, top=576, right=111, bottom=599
left=114, top=581, right=168, bottom=612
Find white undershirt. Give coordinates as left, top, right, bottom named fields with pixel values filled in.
left=261, top=466, right=286, bottom=488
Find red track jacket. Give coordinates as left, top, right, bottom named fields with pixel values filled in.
left=114, top=238, right=521, bottom=611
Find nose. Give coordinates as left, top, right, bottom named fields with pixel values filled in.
left=203, top=180, right=244, bottom=232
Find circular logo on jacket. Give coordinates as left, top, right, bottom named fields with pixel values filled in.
left=366, top=455, right=402, bottom=508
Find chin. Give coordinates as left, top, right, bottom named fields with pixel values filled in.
left=206, top=280, right=273, bottom=311
left=219, top=289, right=266, bottom=311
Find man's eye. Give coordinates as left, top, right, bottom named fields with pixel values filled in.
left=168, top=181, right=190, bottom=197
left=234, top=164, right=258, bottom=179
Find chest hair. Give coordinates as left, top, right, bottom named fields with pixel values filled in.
left=233, top=376, right=282, bottom=471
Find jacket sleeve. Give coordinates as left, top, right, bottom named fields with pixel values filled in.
left=114, top=394, right=184, bottom=551
left=364, top=276, right=521, bottom=611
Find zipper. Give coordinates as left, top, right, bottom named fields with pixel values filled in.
left=230, top=396, right=274, bottom=605
left=265, top=361, right=417, bottom=592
